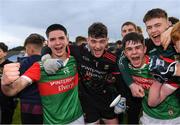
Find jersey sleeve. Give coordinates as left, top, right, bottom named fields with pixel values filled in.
left=22, top=62, right=41, bottom=82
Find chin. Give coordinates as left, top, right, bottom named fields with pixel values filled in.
left=153, top=41, right=161, bottom=46
left=94, top=54, right=102, bottom=58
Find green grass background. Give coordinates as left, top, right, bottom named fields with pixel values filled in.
left=12, top=100, right=21, bottom=124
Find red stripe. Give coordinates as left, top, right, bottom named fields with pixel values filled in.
left=112, top=72, right=121, bottom=75
left=105, top=52, right=116, bottom=60
left=159, top=55, right=174, bottom=63
left=167, top=81, right=180, bottom=88
left=103, top=52, right=116, bottom=62
left=145, top=55, right=150, bottom=64
left=38, top=73, right=78, bottom=96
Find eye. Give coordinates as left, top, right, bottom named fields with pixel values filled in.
left=147, top=26, right=152, bottom=30
left=58, top=36, right=65, bottom=40
left=91, top=40, right=96, bottom=44
left=49, top=38, right=56, bottom=41
left=125, top=47, right=132, bottom=52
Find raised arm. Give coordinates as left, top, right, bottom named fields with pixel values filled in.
left=1, top=63, right=32, bottom=96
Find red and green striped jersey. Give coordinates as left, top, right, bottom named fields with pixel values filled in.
left=23, top=56, right=83, bottom=124
left=128, top=56, right=180, bottom=120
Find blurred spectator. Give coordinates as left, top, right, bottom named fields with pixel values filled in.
left=75, top=36, right=87, bottom=46
left=169, top=16, right=179, bottom=25
left=137, top=25, right=143, bottom=34
left=17, top=33, right=45, bottom=124
left=0, top=42, right=17, bottom=124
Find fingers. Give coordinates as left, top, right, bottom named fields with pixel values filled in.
left=138, top=87, right=145, bottom=97
left=161, top=27, right=173, bottom=50
left=130, top=83, right=144, bottom=97
left=2, top=63, right=20, bottom=85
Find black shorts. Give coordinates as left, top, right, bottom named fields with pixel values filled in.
left=79, top=91, right=116, bottom=123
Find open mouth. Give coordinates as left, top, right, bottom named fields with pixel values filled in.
left=131, top=56, right=140, bottom=61
left=55, top=46, right=63, bottom=52
left=94, top=50, right=102, bottom=57
left=152, top=34, right=161, bottom=43
left=131, top=56, right=141, bottom=67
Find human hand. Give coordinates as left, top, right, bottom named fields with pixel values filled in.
left=129, top=83, right=144, bottom=97
left=1, top=63, right=21, bottom=85
left=161, top=27, right=173, bottom=50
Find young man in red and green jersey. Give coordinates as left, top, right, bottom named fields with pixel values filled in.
left=1, top=24, right=84, bottom=124
left=122, top=32, right=180, bottom=124
left=118, top=8, right=178, bottom=98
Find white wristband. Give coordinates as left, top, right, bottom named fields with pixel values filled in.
left=21, top=75, right=33, bottom=85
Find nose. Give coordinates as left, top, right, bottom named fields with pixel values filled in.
left=55, top=39, right=62, bottom=45
left=151, top=26, right=157, bottom=33
left=132, top=48, right=137, bottom=54
left=95, top=42, right=101, bottom=49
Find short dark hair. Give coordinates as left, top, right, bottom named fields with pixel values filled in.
left=116, top=40, right=122, bottom=45
left=143, top=8, right=168, bottom=23
left=24, top=33, right=45, bottom=48
left=88, top=22, right=108, bottom=38
left=121, top=21, right=137, bottom=31
left=122, top=32, right=144, bottom=49
left=75, top=36, right=86, bottom=43
left=46, top=24, right=67, bottom=38
left=0, top=42, right=8, bottom=52
left=168, top=16, right=179, bottom=25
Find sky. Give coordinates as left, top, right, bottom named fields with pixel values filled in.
left=0, top=0, right=180, bottom=49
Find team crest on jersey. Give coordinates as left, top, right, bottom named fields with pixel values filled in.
left=168, top=107, right=174, bottom=116
left=63, top=67, right=70, bottom=75
left=104, top=65, right=109, bottom=70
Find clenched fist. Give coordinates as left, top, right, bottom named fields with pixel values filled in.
left=1, top=63, right=21, bottom=86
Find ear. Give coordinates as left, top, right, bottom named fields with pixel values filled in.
left=47, top=40, right=50, bottom=47
left=123, top=50, right=127, bottom=57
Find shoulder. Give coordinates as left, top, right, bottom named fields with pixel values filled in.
left=102, top=50, right=117, bottom=63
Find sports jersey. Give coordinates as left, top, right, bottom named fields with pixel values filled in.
left=23, top=56, right=83, bottom=124
left=70, top=44, right=123, bottom=101
left=118, top=38, right=177, bottom=86
left=128, top=55, right=180, bottom=120
left=69, top=44, right=124, bottom=122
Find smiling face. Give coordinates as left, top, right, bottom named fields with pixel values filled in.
left=87, top=37, right=108, bottom=58
left=124, top=41, right=147, bottom=68
left=47, top=30, right=68, bottom=59
left=145, top=17, right=169, bottom=46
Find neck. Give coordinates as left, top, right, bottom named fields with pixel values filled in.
left=52, top=53, right=68, bottom=61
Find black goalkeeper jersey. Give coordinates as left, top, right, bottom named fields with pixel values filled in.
left=70, top=44, right=123, bottom=99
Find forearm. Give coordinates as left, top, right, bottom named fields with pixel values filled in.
left=148, top=81, right=162, bottom=107
left=148, top=81, right=176, bottom=107
left=1, top=76, right=31, bottom=96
